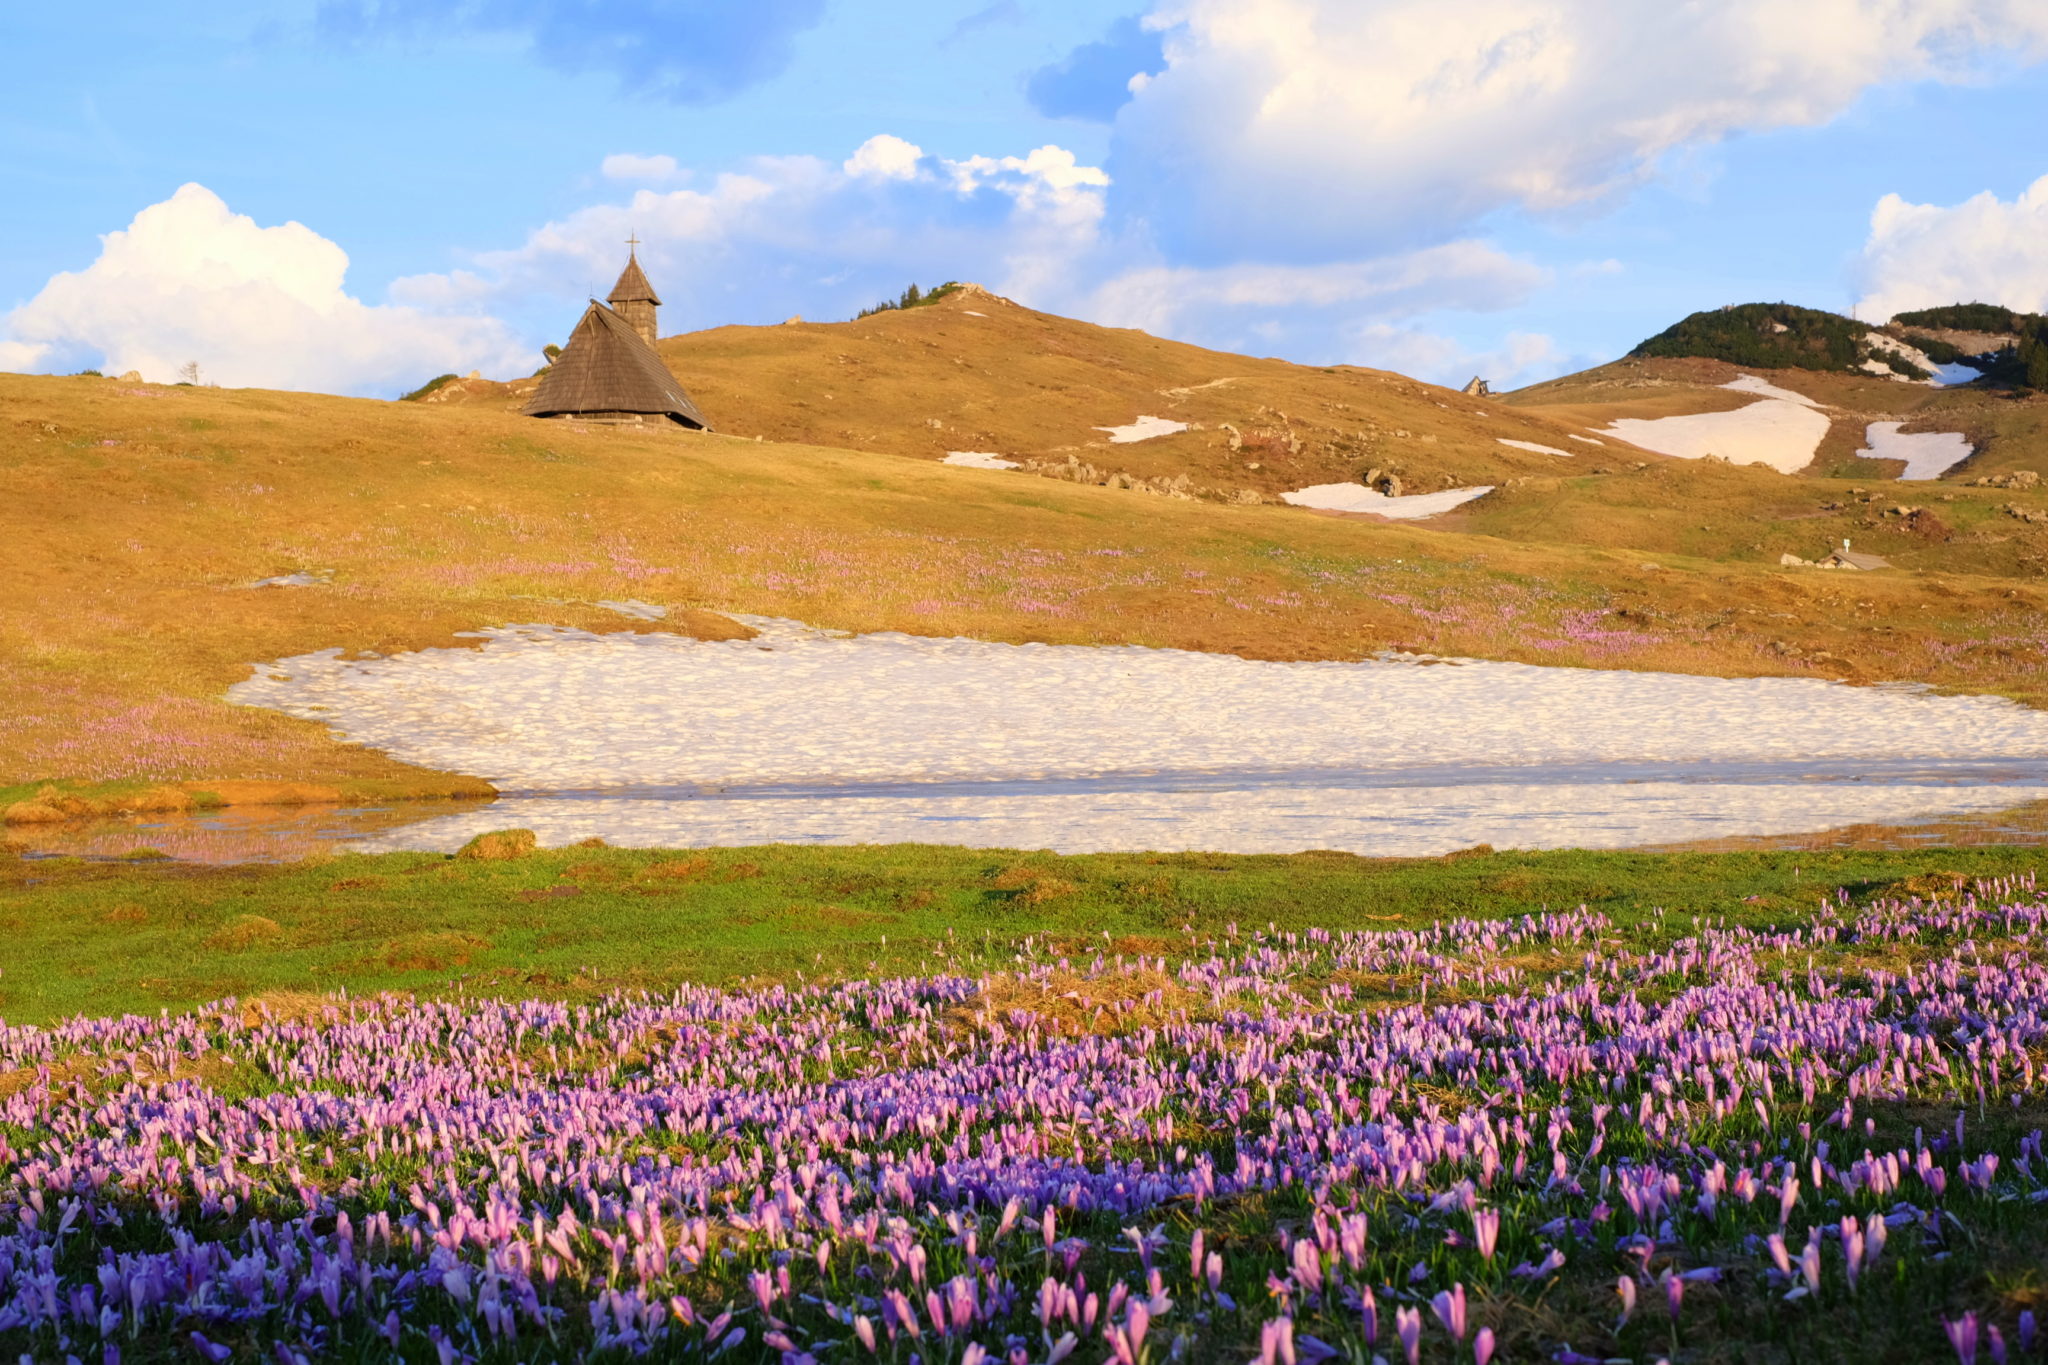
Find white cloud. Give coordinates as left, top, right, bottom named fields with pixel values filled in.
left=843, top=134, right=924, bottom=181
left=1113, top=0, right=2048, bottom=257
left=1339, top=324, right=1566, bottom=388
left=396, top=137, right=1570, bottom=387
left=1853, top=174, right=2048, bottom=321
left=601, top=153, right=682, bottom=181
left=448, top=143, right=1116, bottom=329
left=0, top=340, right=47, bottom=373
left=0, top=184, right=529, bottom=394
left=1083, top=242, right=1548, bottom=336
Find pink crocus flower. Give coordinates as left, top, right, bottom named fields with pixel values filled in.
left=1472, top=1207, right=1500, bottom=1262
left=1946, top=1312, right=1980, bottom=1365
left=1474, top=1326, right=1496, bottom=1365
left=1433, top=1283, right=1468, bottom=1341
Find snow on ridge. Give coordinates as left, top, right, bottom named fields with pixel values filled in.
left=1864, top=332, right=1980, bottom=388
left=1281, top=484, right=1493, bottom=518
left=1858, top=422, right=1974, bottom=481
left=1095, top=415, right=1189, bottom=443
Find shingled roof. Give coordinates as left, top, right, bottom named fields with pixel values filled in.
left=607, top=254, right=661, bottom=307
left=521, top=301, right=710, bottom=430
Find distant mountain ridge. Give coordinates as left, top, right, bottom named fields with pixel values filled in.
left=1631, top=300, right=2048, bottom=388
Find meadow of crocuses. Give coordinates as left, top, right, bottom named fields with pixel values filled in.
left=6, top=878, right=2048, bottom=1362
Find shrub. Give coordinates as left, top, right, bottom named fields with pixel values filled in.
left=1892, top=302, right=2022, bottom=333
left=1630, top=302, right=1867, bottom=372
left=400, top=373, right=459, bottom=402
left=855, top=281, right=963, bottom=319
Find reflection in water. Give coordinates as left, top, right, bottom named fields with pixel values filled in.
left=10, top=786, right=2048, bottom=865
left=1641, top=798, right=2048, bottom=853
left=4, top=800, right=497, bottom=864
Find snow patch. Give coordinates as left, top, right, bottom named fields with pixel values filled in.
left=231, top=619, right=2048, bottom=855
left=1095, top=415, right=1189, bottom=443
left=941, top=451, right=1020, bottom=470
left=1857, top=422, right=1975, bottom=481
left=1722, top=373, right=1819, bottom=406
left=1497, top=438, right=1574, bottom=457
left=1281, top=484, right=1493, bottom=518
left=597, top=599, right=667, bottom=621
left=1864, top=331, right=1980, bottom=388
left=1598, top=373, right=1830, bottom=474
left=1568, top=434, right=1604, bottom=445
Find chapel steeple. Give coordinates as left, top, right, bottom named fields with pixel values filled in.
left=606, top=235, right=662, bottom=349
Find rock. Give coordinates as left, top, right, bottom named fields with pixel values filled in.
left=117, top=370, right=141, bottom=382
left=456, top=829, right=538, bottom=861
left=1461, top=376, right=1492, bottom=397
left=784, top=315, right=803, bottom=324
left=1779, top=553, right=1812, bottom=567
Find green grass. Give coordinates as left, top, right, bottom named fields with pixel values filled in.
left=5, top=840, right=2042, bottom=1025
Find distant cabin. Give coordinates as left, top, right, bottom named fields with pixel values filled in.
left=522, top=249, right=712, bottom=431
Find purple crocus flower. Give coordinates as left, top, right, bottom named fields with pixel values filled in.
left=1397, top=1306, right=1424, bottom=1365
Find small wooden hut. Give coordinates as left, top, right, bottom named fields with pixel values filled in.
left=523, top=249, right=711, bottom=430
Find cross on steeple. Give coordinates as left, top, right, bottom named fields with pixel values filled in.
left=625, top=232, right=641, bottom=255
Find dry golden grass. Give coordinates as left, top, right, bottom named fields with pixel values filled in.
left=440, top=284, right=1611, bottom=500
left=6, top=305, right=2048, bottom=800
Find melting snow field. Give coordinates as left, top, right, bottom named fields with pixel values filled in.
left=1857, top=422, right=1975, bottom=481
left=1094, top=415, right=1189, bottom=443
left=1862, top=331, right=1982, bottom=388
left=1497, top=439, right=1573, bottom=457
left=940, top=451, right=1019, bottom=469
left=1599, top=373, right=1830, bottom=474
left=1281, top=484, right=1492, bottom=518
left=230, top=620, right=2048, bottom=857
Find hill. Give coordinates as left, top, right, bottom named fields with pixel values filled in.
left=425, top=283, right=1630, bottom=503
left=5, top=361, right=2048, bottom=812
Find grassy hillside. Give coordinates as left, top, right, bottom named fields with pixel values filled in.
left=427, top=283, right=1628, bottom=500
left=1507, top=351, right=2048, bottom=479
left=7, top=316, right=2048, bottom=804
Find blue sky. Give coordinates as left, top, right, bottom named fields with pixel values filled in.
left=6, top=1, right=2048, bottom=395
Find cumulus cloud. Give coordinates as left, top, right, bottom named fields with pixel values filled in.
left=1108, top=0, right=2048, bottom=259
left=1341, top=324, right=1567, bottom=389
left=1854, top=174, right=2048, bottom=321
left=1026, top=15, right=1166, bottom=121
left=843, top=135, right=924, bottom=182
left=411, top=135, right=1560, bottom=388
left=316, top=0, right=828, bottom=104
left=441, top=140, right=1118, bottom=331
left=0, top=184, right=529, bottom=394
left=601, top=153, right=682, bottom=181
left=1083, top=242, right=1549, bottom=337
